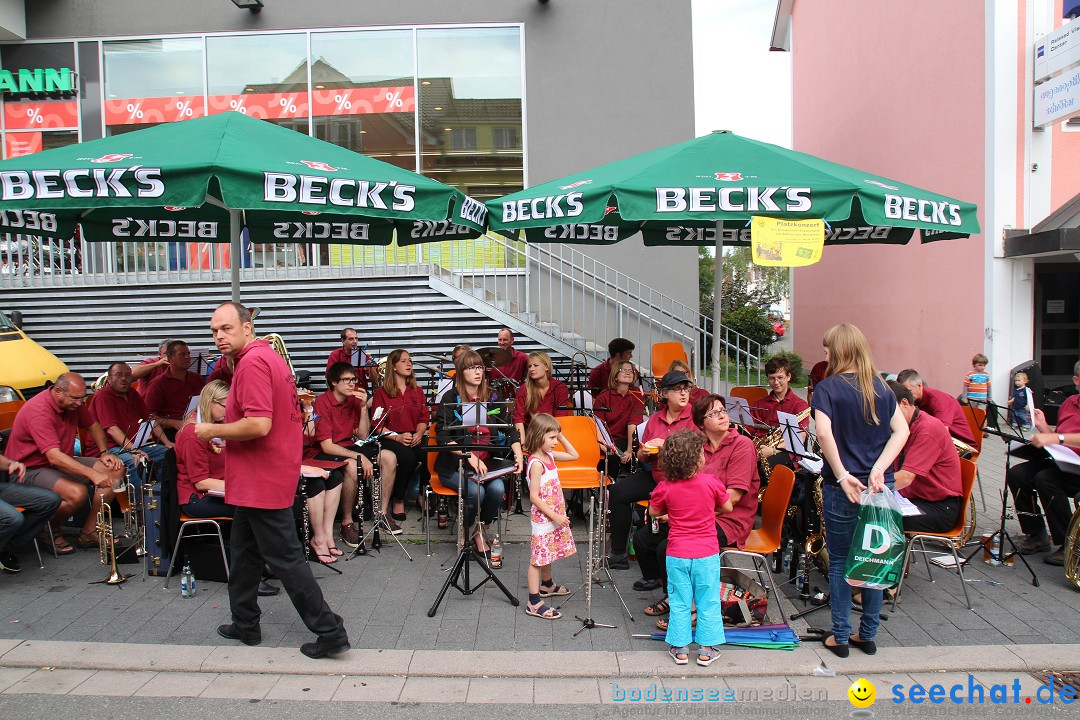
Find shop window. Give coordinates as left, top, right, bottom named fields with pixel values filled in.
left=206, top=33, right=308, bottom=132
left=103, top=38, right=204, bottom=136
left=450, top=127, right=477, bottom=151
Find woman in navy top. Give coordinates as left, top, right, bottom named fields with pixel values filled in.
left=811, top=324, right=908, bottom=658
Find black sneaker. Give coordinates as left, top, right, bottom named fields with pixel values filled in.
left=0, top=552, right=20, bottom=574
left=1015, top=534, right=1051, bottom=555
left=608, top=553, right=630, bottom=570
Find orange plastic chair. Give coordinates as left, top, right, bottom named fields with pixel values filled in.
left=718, top=464, right=795, bottom=625
left=728, top=386, right=769, bottom=406
left=553, top=415, right=611, bottom=490
left=651, top=342, right=689, bottom=381
left=891, top=458, right=976, bottom=610
left=423, top=426, right=458, bottom=555
left=0, top=399, right=25, bottom=432
left=961, top=405, right=987, bottom=510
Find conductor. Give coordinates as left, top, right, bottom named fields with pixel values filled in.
left=197, top=302, right=349, bottom=659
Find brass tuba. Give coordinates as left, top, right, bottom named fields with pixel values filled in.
left=260, top=332, right=296, bottom=379
left=1064, top=506, right=1080, bottom=590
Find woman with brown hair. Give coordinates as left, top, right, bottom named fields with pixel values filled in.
left=595, top=359, right=647, bottom=469
left=371, top=349, right=430, bottom=523
left=513, top=351, right=571, bottom=440
left=812, top=323, right=908, bottom=658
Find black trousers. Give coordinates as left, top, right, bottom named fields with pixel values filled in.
left=634, top=523, right=730, bottom=591
left=608, top=467, right=655, bottom=555
left=902, top=496, right=962, bottom=534
left=1030, top=464, right=1080, bottom=544
left=228, top=506, right=347, bottom=642
left=379, top=437, right=426, bottom=502
left=1006, top=458, right=1054, bottom=538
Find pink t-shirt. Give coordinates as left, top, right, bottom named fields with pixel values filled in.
left=649, top=472, right=731, bottom=559
left=223, top=339, right=302, bottom=510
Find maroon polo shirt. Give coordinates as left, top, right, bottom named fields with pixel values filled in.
left=917, top=385, right=976, bottom=445
left=808, top=361, right=828, bottom=390
left=371, top=386, right=429, bottom=434
left=174, top=422, right=226, bottom=503
left=206, top=360, right=234, bottom=385
left=325, top=347, right=370, bottom=394
left=135, top=356, right=167, bottom=396
left=1054, top=394, right=1080, bottom=453
left=488, top=349, right=528, bottom=386
left=640, top=403, right=697, bottom=484
left=145, top=370, right=205, bottom=420
left=896, top=410, right=961, bottom=502
left=6, top=391, right=94, bottom=469
left=513, top=378, right=572, bottom=425
left=91, top=383, right=150, bottom=449
left=595, top=387, right=646, bottom=441
left=589, top=358, right=615, bottom=396
left=313, top=390, right=366, bottom=446
left=701, top=431, right=759, bottom=548
left=749, top=391, right=810, bottom=438
left=223, top=339, right=302, bottom=510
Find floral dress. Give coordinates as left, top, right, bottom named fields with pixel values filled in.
left=528, top=452, right=576, bottom=566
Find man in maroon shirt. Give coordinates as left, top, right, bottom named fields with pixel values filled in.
left=750, top=356, right=810, bottom=439
left=487, top=327, right=529, bottom=387
left=197, top=302, right=348, bottom=658
left=896, top=369, right=977, bottom=445
left=1006, top=360, right=1080, bottom=565
left=6, top=373, right=125, bottom=553
left=92, top=361, right=173, bottom=486
left=889, top=382, right=963, bottom=534
left=588, top=338, right=635, bottom=397
left=806, top=359, right=828, bottom=406
left=131, top=339, right=171, bottom=397
left=145, top=340, right=205, bottom=436
left=325, top=327, right=377, bottom=394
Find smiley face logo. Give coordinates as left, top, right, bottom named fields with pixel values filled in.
left=848, top=678, right=876, bottom=708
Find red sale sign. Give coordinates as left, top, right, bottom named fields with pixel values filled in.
left=4, top=132, right=43, bottom=158
left=311, top=86, right=415, bottom=116
left=103, top=96, right=206, bottom=126
left=3, top=100, right=79, bottom=130
left=206, top=92, right=308, bottom=120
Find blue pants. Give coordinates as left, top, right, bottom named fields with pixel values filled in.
left=438, top=472, right=505, bottom=527
left=664, top=553, right=725, bottom=648
left=823, top=482, right=885, bottom=643
left=0, top=483, right=61, bottom=554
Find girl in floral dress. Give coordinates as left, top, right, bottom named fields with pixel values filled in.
left=523, top=413, right=578, bottom=619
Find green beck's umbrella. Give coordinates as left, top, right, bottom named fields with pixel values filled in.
left=0, top=111, right=486, bottom=247
left=487, top=130, right=979, bottom=244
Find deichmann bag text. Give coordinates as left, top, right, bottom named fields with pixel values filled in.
left=844, top=487, right=905, bottom=589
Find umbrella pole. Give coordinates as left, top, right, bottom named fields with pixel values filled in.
left=230, top=209, right=241, bottom=302
left=711, top=222, right=723, bottom=392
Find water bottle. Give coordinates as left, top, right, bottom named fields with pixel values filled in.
left=628, top=535, right=636, bottom=560
left=180, top=558, right=196, bottom=598
left=782, top=539, right=794, bottom=575
left=988, top=534, right=1002, bottom=566
left=437, top=500, right=448, bottom=530
left=650, top=514, right=660, bottom=534
left=489, top=535, right=502, bottom=569
left=796, top=553, right=808, bottom=597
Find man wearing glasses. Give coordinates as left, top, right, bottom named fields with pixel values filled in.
left=5, top=373, right=125, bottom=554
left=749, top=356, right=809, bottom=440
left=606, top=370, right=697, bottom=570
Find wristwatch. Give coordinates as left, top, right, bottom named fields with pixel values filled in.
left=1059, top=433, right=1066, bottom=445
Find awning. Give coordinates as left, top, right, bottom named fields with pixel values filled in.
left=1003, top=227, right=1080, bottom=258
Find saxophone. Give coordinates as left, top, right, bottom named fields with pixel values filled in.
left=755, top=407, right=812, bottom=500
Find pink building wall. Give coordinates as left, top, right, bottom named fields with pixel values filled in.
left=790, top=0, right=987, bottom=393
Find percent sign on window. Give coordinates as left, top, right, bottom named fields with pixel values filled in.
left=384, top=90, right=404, bottom=111
left=25, top=107, right=43, bottom=124
left=126, top=102, right=145, bottom=121
left=175, top=100, right=194, bottom=118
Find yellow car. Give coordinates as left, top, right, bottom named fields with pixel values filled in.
left=0, top=309, right=68, bottom=430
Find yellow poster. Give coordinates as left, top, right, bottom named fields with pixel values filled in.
left=750, top=216, right=825, bottom=267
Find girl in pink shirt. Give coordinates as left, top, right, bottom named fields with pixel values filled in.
left=649, top=430, right=732, bottom=666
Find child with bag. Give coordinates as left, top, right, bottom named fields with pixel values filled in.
left=649, top=430, right=733, bottom=666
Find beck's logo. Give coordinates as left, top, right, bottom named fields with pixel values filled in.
left=301, top=160, right=338, bottom=172
left=164, top=206, right=186, bottom=211
left=866, top=179, right=898, bottom=190
left=91, top=154, right=134, bottom=164
left=714, top=172, right=743, bottom=182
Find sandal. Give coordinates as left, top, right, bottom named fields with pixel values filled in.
left=655, top=612, right=696, bottom=632
left=644, top=597, right=670, bottom=616
left=327, top=546, right=344, bottom=557
left=42, top=530, right=76, bottom=556
left=76, top=531, right=99, bottom=550
left=311, top=543, right=337, bottom=564
left=539, top=582, right=570, bottom=598
left=525, top=601, right=562, bottom=620
left=697, top=646, right=720, bottom=667
left=668, top=646, right=689, bottom=666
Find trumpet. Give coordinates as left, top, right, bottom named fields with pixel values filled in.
left=1065, top=507, right=1080, bottom=590
left=96, top=491, right=129, bottom=585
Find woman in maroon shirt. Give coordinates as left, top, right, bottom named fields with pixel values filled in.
left=372, top=349, right=430, bottom=522
left=175, top=380, right=232, bottom=519
left=514, top=351, right=571, bottom=440
left=595, top=360, right=646, bottom=471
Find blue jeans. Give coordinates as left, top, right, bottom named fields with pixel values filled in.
left=0, top=483, right=61, bottom=554
left=438, top=472, right=505, bottom=527
left=110, top=442, right=169, bottom=490
left=665, top=553, right=725, bottom=649
left=822, top=482, right=886, bottom=643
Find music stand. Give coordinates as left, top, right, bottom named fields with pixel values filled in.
left=427, top=399, right=520, bottom=617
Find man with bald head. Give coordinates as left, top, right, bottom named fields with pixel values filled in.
left=90, top=361, right=173, bottom=488
left=6, top=373, right=125, bottom=554
left=196, top=302, right=348, bottom=659
left=896, top=369, right=977, bottom=446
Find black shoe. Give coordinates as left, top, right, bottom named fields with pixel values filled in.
left=822, top=635, right=849, bottom=658
left=608, top=553, right=630, bottom=570
left=0, top=551, right=20, bottom=574
left=391, top=511, right=407, bottom=522
left=1044, top=546, right=1065, bottom=566
left=1015, top=534, right=1051, bottom=554
left=633, top=577, right=662, bottom=592
left=258, top=580, right=280, bottom=597
left=300, top=634, right=351, bottom=659
left=217, top=623, right=261, bottom=646
left=849, top=637, right=877, bottom=655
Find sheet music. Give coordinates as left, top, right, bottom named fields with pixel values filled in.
left=461, top=401, right=489, bottom=427
left=777, top=410, right=823, bottom=473
left=435, top=377, right=455, bottom=403
left=894, top=490, right=925, bottom=516
left=131, top=419, right=155, bottom=449
left=207, top=488, right=225, bottom=497
left=727, top=397, right=754, bottom=426
left=191, top=349, right=211, bottom=376
left=184, top=395, right=200, bottom=418
left=1045, top=443, right=1080, bottom=475
left=1023, top=387, right=1035, bottom=427
left=477, top=460, right=516, bottom=483
left=351, top=347, right=361, bottom=367
left=593, top=415, right=617, bottom=452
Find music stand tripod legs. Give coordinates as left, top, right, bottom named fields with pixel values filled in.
left=963, top=448, right=1039, bottom=587
left=428, top=449, right=520, bottom=617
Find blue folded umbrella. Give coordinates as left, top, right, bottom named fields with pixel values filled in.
left=633, top=624, right=800, bottom=650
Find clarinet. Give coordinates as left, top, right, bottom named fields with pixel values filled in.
left=369, top=440, right=382, bottom=551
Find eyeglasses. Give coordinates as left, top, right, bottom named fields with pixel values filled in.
left=618, top=367, right=635, bottom=373
left=704, top=409, right=728, bottom=419
left=667, top=385, right=692, bottom=393
left=339, top=377, right=358, bottom=384
left=464, top=364, right=485, bottom=372
left=60, top=389, right=87, bottom=402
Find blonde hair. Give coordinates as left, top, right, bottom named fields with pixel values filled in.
left=381, top=348, right=418, bottom=397
left=607, top=360, right=635, bottom=390
left=667, top=358, right=693, bottom=379
left=823, top=323, right=882, bottom=424
left=197, top=380, right=230, bottom=422
left=524, top=351, right=555, bottom=417
left=523, top=413, right=561, bottom=455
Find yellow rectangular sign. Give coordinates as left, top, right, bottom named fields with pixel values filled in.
left=750, top=216, right=824, bottom=267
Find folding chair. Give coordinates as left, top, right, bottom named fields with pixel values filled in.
left=719, top=464, right=796, bottom=626
left=961, top=405, right=987, bottom=511
left=164, top=512, right=231, bottom=587
left=891, top=458, right=976, bottom=611
left=651, top=342, right=689, bottom=380
left=728, top=386, right=769, bottom=406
